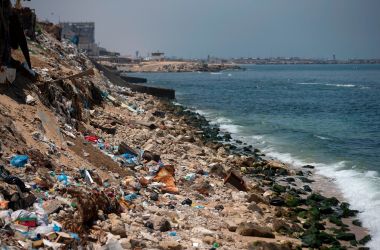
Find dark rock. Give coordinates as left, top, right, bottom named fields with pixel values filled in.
left=247, top=241, right=292, bottom=250
left=247, top=193, right=268, bottom=205
left=302, top=165, right=315, bottom=169
left=145, top=221, right=154, bottom=229
left=272, top=219, right=291, bottom=234
left=272, top=184, right=286, bottom=193
left=299, top=177, right=314, bottom=183
left=303, top=185, right=312, bottom=192
left=214, top=204, right=224, bottom=211
left=150, top=192, right=159, bottom=201
left=352, top=219, right=362, bottom=227
left=159, top=219, right=172, bottom=232
left=209, top=163, right=226, bottom=178
left=340, top=202, right=359, bottom=218
left=152, top=110, right=165, bottom=118
left=236, top=222, right=275, bottom=238
left=270, top=197, right=285, bottom=206
left=329, top=216, right=344, bottom=227
left=285, top=195, right=301, bottom=207
left=130, top=239, right=146, bottom=249
left=285, top=177, right=295, bottom=183
left=358, top=235, right=371, bottom=245
left=181, top=198, right=192, bottom=206
left=336, top=232, right=356, bottom=241
left=296, top=170, right=304, bottom=176
left=247, top=202, right=263, bottom=215
left=142, top=151, right=161, bottom=162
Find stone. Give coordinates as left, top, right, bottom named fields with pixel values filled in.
left=236, top=222, right=275, bottom=238
left=303, top=185, right=312, bottom=192
left=214, top=204, right=224, bottom=211
left=159, top=219, right=172, bottom=232
left=247, top=193, right=268, bottom=204
left=272, top=219, right=291, bottom=233
left=225, top=218, right=241, bottom=232
left=26, top=95, right=36, bottom=105
left=336, top=232, right=356, bottom=241
left=208, top=163, right=226, bottom=178
left=263, top=190, right=274, bottom=198
left=302, top=165, right=315, bottom=169
left=191, top=226, right=216, bottom=237
left=203, top=235, right=215, bottom=245
left=159, top=240, right=182, bottom=250
left=270, top=197, right=285, bottom=206
left=119, top=238, right=131, bottom=249
left=150, top=192, right=159, bottom=201
left=109, top=214, right=127, bottom=237
left=358, top=235, right=371, bottom=245
left=248, top=241, right=292, bottom=250
left=247, top=202, right=263, bottom=215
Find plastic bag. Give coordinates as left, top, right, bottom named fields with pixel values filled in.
left=10, top=155, right=29, bottom=167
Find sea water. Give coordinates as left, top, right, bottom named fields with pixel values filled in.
left=130, top=64, right=380, bottom=248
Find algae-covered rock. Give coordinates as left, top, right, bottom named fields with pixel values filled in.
left=336, top=232, right=356, bottom=241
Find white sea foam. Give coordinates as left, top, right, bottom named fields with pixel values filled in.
left=325, top=83, right=356, bottom=88
left=180, top=103, right=380, bottom=248
left=260, top=148, right=380, bottom=249
left=296, top=82, right=323, bottom=85
left=296, top=82, right=356, bottom=88
left=314, top=134, right=332, bottom=140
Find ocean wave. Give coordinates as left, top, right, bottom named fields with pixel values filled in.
left=261, top=148, right=380, bottom=249
left=296, top=82, right=356, bottom=88
left=314, top=134, right=332, bottom=140
left=296, top=82, right=323, bottom=85
left=182, top=104, right=380, bottom=247
left=194, top=109, right=242, bottom=134
left=325, top=83, right=356, bottom=88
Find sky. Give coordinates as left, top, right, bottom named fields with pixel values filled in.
left=23, top=0, right=380, bottom=59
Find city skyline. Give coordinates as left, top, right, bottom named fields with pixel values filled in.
left=24, top=0, right=380, bottom=59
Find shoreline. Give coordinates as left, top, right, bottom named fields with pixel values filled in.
left=0, top=27, right=372, bottom=249
left=98, top=60, right=243, bottom=73
left=159, top=100, right=372, bottom=249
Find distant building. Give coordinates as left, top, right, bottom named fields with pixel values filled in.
left=60, top=22, right=99, bottom=56
left=151, top=51, right=165, bottom=61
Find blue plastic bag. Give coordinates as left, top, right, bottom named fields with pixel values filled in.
left=125, top=193, right=138, bottom=201
left=10, top=155, right=29, bottom=167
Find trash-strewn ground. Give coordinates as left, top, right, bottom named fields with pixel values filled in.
left=0, top=28, right=371, bottom=249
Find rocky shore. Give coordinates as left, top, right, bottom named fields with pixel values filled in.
left=112, top=61, right=242, bottom=73
left=0, top=26, right=372, bottom=249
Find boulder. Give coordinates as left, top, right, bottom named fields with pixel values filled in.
left=109, top=214, right=127, bottom=237
left=248, top=241, right=292, bottom=250
left=159, top=219, right=172, bottom=232
left=236, top=222, right=275, bottom=238
left=159, top=240, right=182, bottom=250
left=247, top=202, right=263, bottom=215
left=247, top=193, right=268, bottom=204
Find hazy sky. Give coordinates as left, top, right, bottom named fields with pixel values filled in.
left=24, top=0, right=380, bottom=59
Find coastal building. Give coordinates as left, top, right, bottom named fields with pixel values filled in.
left=151, top=51, right=165, bottom=61
left=60, top=22, right=99, bottom=56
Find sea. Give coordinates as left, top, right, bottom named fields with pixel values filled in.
left=130, top=64, right=380, bottom=248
